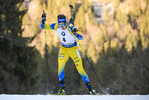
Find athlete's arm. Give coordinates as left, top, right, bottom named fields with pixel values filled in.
left=75, top=31, right=83, bottom=40
left=41, top=20, right=59, bottom=30
left=69, top=24, right=83, bottom=40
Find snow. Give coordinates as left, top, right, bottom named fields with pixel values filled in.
left=0, top=94, right=149, bottom=100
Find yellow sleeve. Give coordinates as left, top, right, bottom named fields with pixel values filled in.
left=68, top=25, right=82, bottom=35
left=68, top=25, right=74, bottom=35
left=76, top=31, right=82, bottom=35
left=44, top=24, right=52, bottom=29
left=54, top=23, right=59, bottom=30
left=44, top=23, right=59, bottom=31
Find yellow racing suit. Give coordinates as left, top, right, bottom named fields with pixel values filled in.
left=41, top=22, right=90, bottom=88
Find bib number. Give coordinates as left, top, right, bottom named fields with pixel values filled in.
left=63, top=38, right=66, bottom=42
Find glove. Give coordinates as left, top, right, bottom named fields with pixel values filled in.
left=71, top=27, right=78, bottom=36
left=41, top=12, right=46, bottom=24
left=42, top=12, right=46, bottom=20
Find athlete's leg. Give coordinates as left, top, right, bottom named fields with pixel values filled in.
left=68, top=46, right=96, bottom=93
left=58, top=46, right=69, bottom=87
left=68, top=46, right=90, bottom=83
left=67, top=46, right=96, bottom=94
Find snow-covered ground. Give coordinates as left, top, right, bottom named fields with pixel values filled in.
left=0, top=94, right=149, bottom=100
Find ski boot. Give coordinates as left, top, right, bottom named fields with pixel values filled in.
left=88, top=88, right=97, bottom=95
left=86, top=82, right=97, bottom=95
left=57, top=86, right=66, bottom=95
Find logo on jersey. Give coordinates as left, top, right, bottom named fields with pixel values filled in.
left=61, top=32, right=65, bottom=36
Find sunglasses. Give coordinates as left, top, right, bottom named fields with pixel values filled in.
left=59, top=23, right=65, bottom=27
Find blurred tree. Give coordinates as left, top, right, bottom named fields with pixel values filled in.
left=110, top=39, right=118, bottom=51
left=82, top=0, right=89, bottom=12
left=104, top=8, right=110, bottom=23
left=87, top=40, right=98, bottom=63
left=114, top=20, right=120, bottom=37
left=99, top=24, right=109, bottom=42
left=125, top=33, right=133, bottom=52
left=96, top=32, right=104, bottom=47
left=38, top=0, right=47, bottom=8
left=140, top=1, right=149, bottom=50
left=116, top=9, right=128, bottom=27
left=47, top=0, right=59, bottom=23
left=130, top=0, right=142, bottom=19
left=74, top=6, right=86, bottom=33
left=0, top=0, right=39, bottom=93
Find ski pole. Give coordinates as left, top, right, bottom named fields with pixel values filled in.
left=43, top=10, right=50, bottom=93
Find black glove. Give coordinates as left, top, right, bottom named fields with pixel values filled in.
left=71, top=27, right=78, bottom=36
left=42, top=12, right=46, bottom=24
left=42, top=12, right=46, bottom=20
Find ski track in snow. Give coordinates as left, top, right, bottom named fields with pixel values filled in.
left=0, top=94, right=149, bottom=100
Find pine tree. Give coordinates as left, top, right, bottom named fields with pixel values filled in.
left=0, top=0, right=39, bottom=93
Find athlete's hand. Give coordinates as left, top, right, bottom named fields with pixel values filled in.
left=71, top=28, right=78, bottom=36
left=42, top=11, right=46, bottom=19
left=42, top=10, right=46, bottom=23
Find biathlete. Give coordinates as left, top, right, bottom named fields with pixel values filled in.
left=41, top=12, right=96, bottom=95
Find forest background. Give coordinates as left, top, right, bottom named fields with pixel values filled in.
left=0, top=0, right=149, bottom=95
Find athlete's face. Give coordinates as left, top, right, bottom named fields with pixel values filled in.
left=59, top=23, right=66, bottom=30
